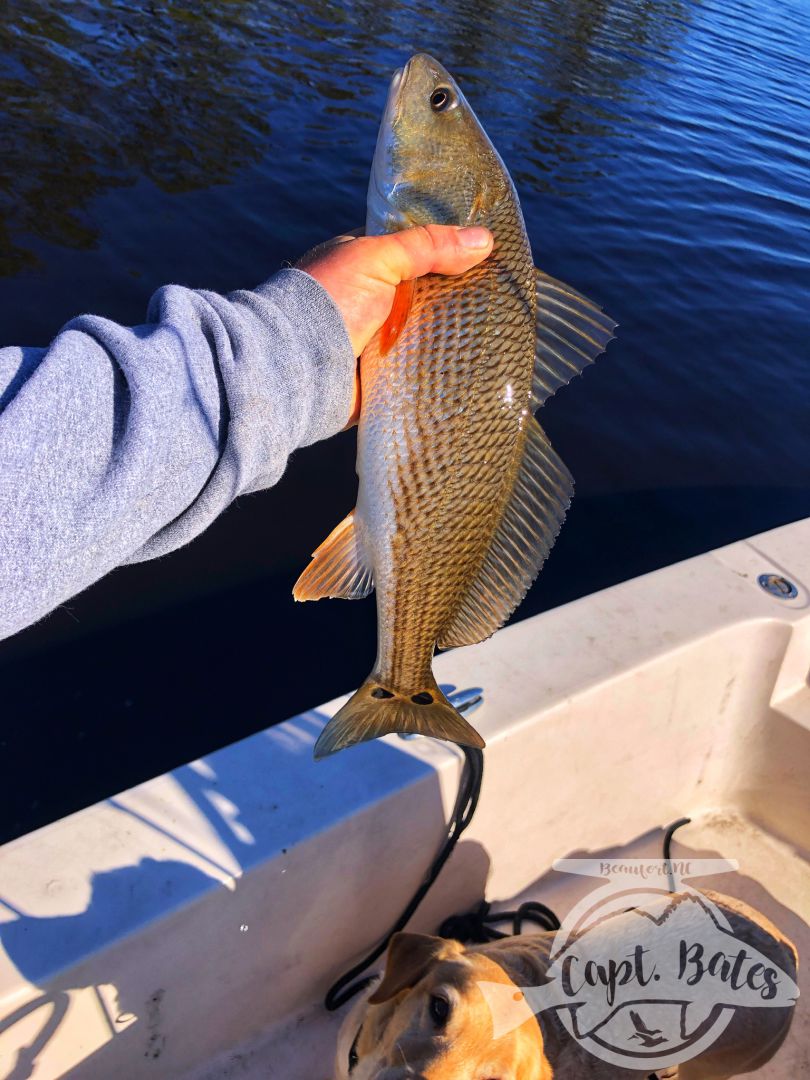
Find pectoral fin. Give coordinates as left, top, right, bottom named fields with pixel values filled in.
left=532, top=269, right=616, bottom=408
left=293, top=512, right=374, bottom=601
left=379, top=279, right=415, bottom=356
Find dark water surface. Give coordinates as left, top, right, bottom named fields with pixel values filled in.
left=1, top=0, right=808, bottom=841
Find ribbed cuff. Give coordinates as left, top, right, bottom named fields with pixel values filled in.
left=253, top=268, right=356, bottom=447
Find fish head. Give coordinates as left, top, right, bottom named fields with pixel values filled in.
left=367, top=53, right=510, bottom=235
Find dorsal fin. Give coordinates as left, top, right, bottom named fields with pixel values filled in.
left=532, top=269, right=616, bottom=408
left=437, top=418, right=572, bottom=649
left=293, top=512, right=374, bottom=601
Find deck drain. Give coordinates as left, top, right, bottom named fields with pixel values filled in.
left=757, top=573, right=798, bottom=600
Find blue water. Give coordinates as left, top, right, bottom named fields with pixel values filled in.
left=1, top=0, right=808, bottom=840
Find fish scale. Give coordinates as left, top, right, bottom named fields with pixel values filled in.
left=293, top=54, right=616, bottom=758
left=362, top=193, right=534, bottom=688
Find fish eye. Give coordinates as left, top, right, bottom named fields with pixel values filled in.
left=430, top=86, right=454, bottom=111
left=429, top=993, right=451, bottom=1026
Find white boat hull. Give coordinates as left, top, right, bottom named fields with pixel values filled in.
left=1, top=518, right=808, bottom=1077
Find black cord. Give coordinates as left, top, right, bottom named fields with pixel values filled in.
left=325, top=771, right=692, bottom=1013
left=663, top=816, right=691, bottom=892
left=324, top=745, right=485, bottom=1011
left=438, top=898, right=560, bottom=943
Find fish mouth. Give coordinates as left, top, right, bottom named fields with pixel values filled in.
left=366, top=54, right=461, bottom=234
left=382, top=63, right=405, bottom=131
left=366, top=64, right=411, bottom=234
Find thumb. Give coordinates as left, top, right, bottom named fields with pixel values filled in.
left=298, top=223, right=495, bottom=362
left=373, top=224, right=494, bottom=284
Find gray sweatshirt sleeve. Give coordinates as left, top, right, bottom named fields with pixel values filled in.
left=0, top=268, right=356, bottom=640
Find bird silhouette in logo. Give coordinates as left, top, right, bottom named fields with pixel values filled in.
left=628, top=1010, right=668, bottom=1048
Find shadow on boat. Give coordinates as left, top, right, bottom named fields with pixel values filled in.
left=0, top=713, right=467, bottom=1076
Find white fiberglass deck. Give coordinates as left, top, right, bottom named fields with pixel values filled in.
left=1, top=518, right=808, bottom=1078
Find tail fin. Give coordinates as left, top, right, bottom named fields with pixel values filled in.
left=314, top=676, right=485, bottom=760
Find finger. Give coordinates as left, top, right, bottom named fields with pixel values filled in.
left=371, top=224, right=493, bottom=284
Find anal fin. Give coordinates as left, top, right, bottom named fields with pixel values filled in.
left=437, top=418, right=572, bottom=649
left=293, top=512, right=374, bottom=601
left=532, top=269, right=617, bottom=408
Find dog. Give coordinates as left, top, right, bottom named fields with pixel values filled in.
left=334, top=890, right=797, bottom=1079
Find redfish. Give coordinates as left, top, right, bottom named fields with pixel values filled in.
left=295, top=54, right=615, bottom=758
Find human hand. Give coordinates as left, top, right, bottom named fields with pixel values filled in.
left=297, top=224, right=494, bottom=424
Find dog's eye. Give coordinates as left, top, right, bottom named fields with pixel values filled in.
left=348, top=1025, right=361, bottom=1072
left=429, top=993, right=451, bottom=1026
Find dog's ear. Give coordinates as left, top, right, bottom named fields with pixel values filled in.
left=369, top=933, right=463, bottom=1004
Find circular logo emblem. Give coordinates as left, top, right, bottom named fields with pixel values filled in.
left=476, top=859, right=799, bottom=1072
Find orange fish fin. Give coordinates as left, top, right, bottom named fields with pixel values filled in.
left=313, top=677, right=485, bottom=759
left=437, top=418, right=573, bottom=648
left=532, top=268, right=616, bottom=408
left=293, top=511, right=374, bottom=602
left=378, top=279, right=415, bottom=356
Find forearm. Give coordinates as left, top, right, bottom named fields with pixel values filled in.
left=0, top=268, right=354, bottom=639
